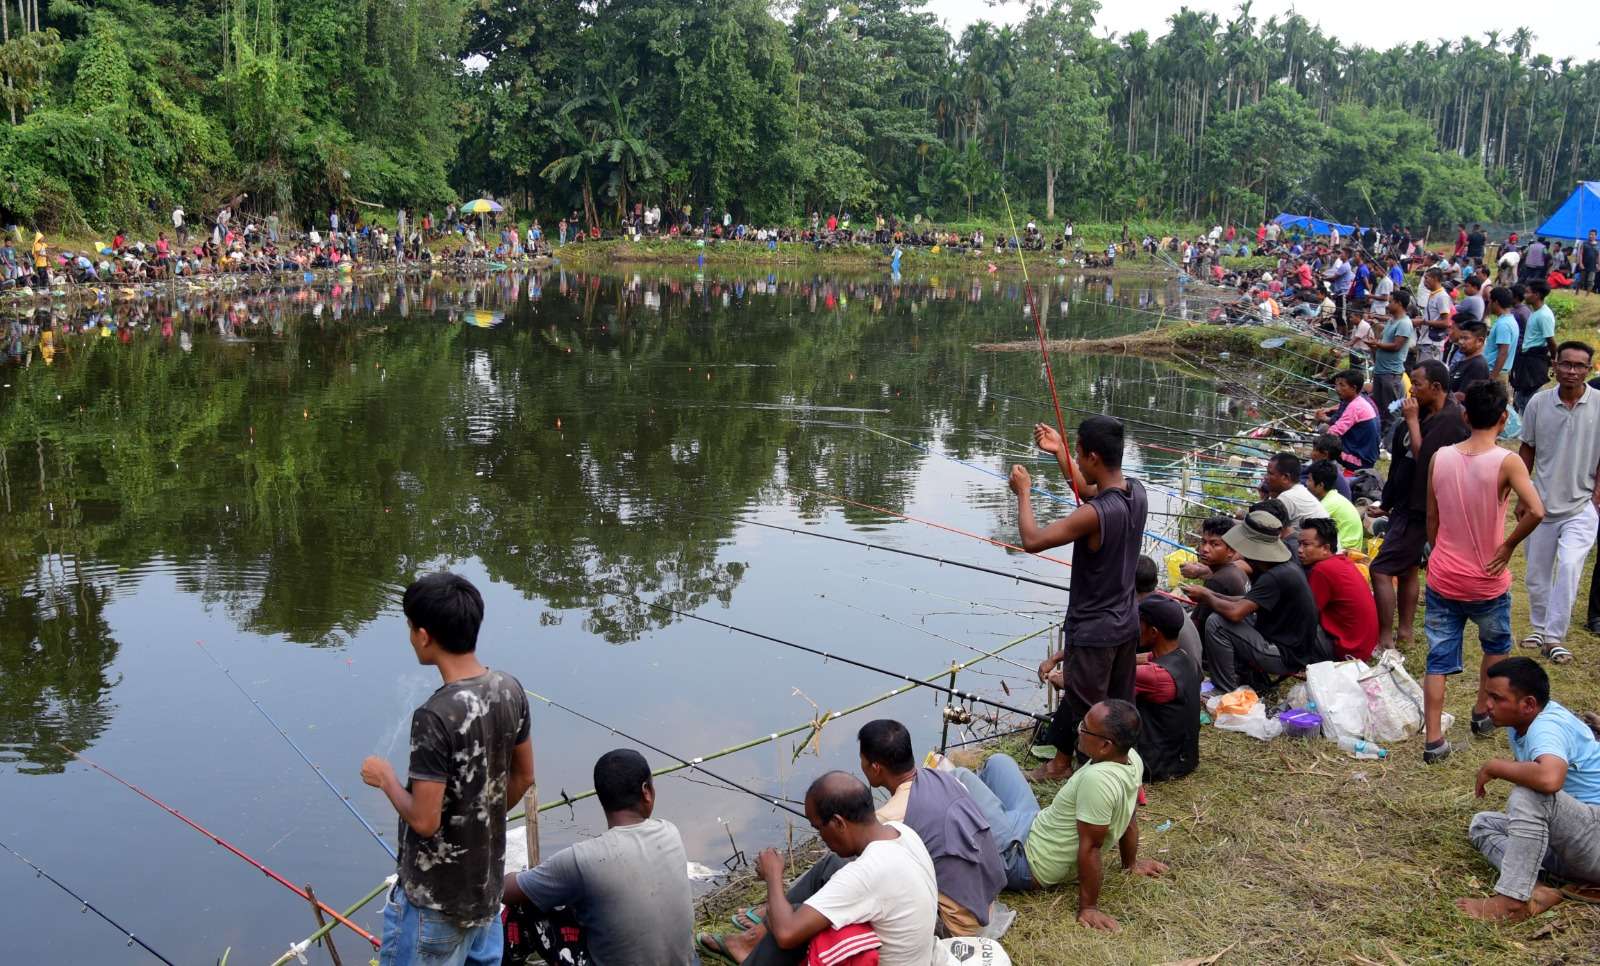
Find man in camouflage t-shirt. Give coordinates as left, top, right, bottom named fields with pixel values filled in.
left=363, top=572, right=533, bottom=965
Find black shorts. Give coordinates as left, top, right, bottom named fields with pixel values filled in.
left=1370, top=511, right=1427, bottom=576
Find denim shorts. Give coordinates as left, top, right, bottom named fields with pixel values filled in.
left=378, top=882, right=503, bottom=966
left=1423, top=587, right=1512, bottom=676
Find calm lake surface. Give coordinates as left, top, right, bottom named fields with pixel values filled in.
left=0, top=265, right=1267, bottom=962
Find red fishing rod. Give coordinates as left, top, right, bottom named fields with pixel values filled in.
left=62, top=747, right=381, bottom=948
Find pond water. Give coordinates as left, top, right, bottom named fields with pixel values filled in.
left=0, top=266, right=1269, bottom=962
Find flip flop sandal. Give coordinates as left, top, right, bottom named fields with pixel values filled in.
left=1520, top=632, right=1546, bottom=650
left=696, top=932, right=736, bottom=963
left=1542, top=641, right=1574, bottom=665
left=730, top=906, right=764, bottom=930
left=1560, top=882, right=1600, bottom=905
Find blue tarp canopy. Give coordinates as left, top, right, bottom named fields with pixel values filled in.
left=1272, top=213, right=1356, bottom=237
left=1536, top=182, right=1600, bottom=240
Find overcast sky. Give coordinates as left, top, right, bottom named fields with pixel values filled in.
left=923, top=0, right=1600, bottom=64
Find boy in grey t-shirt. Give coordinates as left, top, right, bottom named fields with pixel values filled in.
left=504, top=750, right=696, bottom=966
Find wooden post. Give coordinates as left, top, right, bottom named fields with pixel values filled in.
left=304, top=885, right=342, bottom=966
left=523, top=782, right=540, bottom=869
left=938, top=663, right=959, bottom=754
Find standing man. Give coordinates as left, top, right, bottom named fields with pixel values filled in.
left=1423, top=380, right=1545, bottom=764
left=1513, top=280, right=1558, bottom=412
left=1365, top=290, right=1415, bottom=444
left=1013, top=416, right=1147, bottom=782
left=1368, top=359, right=1470, bottom=652
left=362, top=573, right=534, bottom=966
left=1579, top=229, right=1600, bottom=295
left=171, top=205, right=185, bottom=244
left=1417, top=268, right=1453, bottom=363
left=1449, top=322, right=1491, bottom=395
left=1518, top=341, right=1600, bottom=666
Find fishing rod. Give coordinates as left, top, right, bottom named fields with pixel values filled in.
left=815, top=593, right=1041, bottom=675
left=62, top=747, right=381, bottom=949
left=1213, top=351, right=1330, bottom=392
left=524, top=690, right=807, bottom=819
left=0, top=837, right=178, bottom=965
left=680, top=509, right=1070, bottom=593
left=829, top=571, right=1057, bottom=622
left=1003, top=189, right=1080, bottom=504
left=1257, top=335, right=1345, bottom=372
left=195, top=640, right=397, bottom=860
left=612, top=591, right=1052, bottom=723
left=796, top=487, right=1072, bottom=567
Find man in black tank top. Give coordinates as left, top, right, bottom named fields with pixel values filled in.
left=1012, top=415, right=1149, bottom=782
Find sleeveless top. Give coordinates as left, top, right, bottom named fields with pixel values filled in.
left=1065, top=480, right=1148, bottom=646
left=1136, top=648, right=1202, bottom=782
left=1427, top=446, right=1514, bottom=601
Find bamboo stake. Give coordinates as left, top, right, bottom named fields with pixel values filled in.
left=270, top=880, right=389, bottom=966
left=303, top=885, right=342, bottom=966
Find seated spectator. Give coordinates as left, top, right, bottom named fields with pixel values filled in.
left=857, top=720, right=1005, bottom=937
left=1133, top=597, right=1202, bottom=781
left=503, top=749, right=696, bottom=965
left=1459, top=659, right=1600, bottom=921
left=1262, top=452, right=1330, bottom=527
left=701, top=772, right=943, bottom=965
left=956, top=700, right=1167, bottom=931
left=1297, top=518, right=1378, bottom=662
left=1134, top=555, right=1201, bottom=669
left=1316, top=370, right=1381, bottom=469
left=1306, top=434, right=1354, bottom=498
left=1182, top=510, right=1327, bottom=692
left=1307, top=460, right=1365, bottom=556
left=1178, top=516, right=1252, bottom=640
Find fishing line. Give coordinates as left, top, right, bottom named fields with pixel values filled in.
left=796, top=487, right=1072, bottom=567
left=195, top=641, right=397, bottom=860
left=0, top=837, right=178, bottom=965
left=814, top=593, right=1040, bottom=675
left=829, top=571, right=1057, bottom=622
left=62, top=747, right=381, bottom=948
left=523, top=690, right=807, bottom=819
left=610, top=591, right=1052, bottom=723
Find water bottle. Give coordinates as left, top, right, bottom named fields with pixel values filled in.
left=1337, top=736, right=1388, bottom=759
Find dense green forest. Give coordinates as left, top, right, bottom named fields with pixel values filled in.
left=3, top=0, right=1596, bottom=232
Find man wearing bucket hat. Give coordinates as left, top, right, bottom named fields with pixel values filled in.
left=1181, top=510, right=1327, bottom=693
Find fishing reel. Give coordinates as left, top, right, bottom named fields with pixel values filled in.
left=941, top=704, right=975, bottom=725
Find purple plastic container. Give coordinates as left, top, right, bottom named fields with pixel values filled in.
left=1277, top=708, right=1323, bottom=738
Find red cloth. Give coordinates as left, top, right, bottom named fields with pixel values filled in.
left=1134, top=661, right=1177, bottom=703
left=1307, top=554, right=1378, bottom=662
left=807, top=924, right=880, bottom=966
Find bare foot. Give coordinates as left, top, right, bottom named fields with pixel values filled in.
left=1454, top=885, right=1564, bottom=922
left=721, top=925, right=766, bottom=963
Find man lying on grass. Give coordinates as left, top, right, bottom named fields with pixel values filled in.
left=1458, top=657, right=1600, bottom=921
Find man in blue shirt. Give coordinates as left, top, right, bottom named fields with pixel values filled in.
left=1363, top=290, right=1416, bottom=444
left=1460, top=658, right=1600, bottom=921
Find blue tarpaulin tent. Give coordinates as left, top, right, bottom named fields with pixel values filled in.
left=1272, top=213, right=1356, bottom=238
left=1536, top=182, right=1600, bottom=240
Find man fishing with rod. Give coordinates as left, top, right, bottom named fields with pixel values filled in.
left=1011, top=415, right=1148, bottom=783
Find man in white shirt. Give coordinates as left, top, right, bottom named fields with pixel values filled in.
left=711, top=772, right=946, bottom=966
left=1263, top=452, right=1330, bottom=528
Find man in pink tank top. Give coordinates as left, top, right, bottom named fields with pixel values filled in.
left=1423, top=380, right=1545, bottom=764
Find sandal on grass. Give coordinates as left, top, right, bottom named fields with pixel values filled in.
left=1561, top=882, right=1600, bottom=905
left=697, top=932, right=736, bottom=963
left=1520, top=632, right=1545, bottom=650
left=1542, top=640, right=1574, bottom=665
left=730, top=906, right=763, bottom=930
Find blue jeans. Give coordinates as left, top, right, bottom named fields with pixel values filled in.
left=1423, top=587, right=1512, bottom=676
left=953, top=755, right=1039, bottom=890
left=378, top=883, right=503, bottom=966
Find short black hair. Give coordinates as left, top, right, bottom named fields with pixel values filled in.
left=402, top=572, right=484, bottom=653
left=1456, top=320, right=1487, bottom=340
left=808, top=771, right=875, bottom=824
left=1391, top=289, right=1412, bottom=310
left=1311, top=433, right=1343, bottom=459
left=1462, top=379, right=1508, bottom=429
left=1251, top=498, right=1288, bottom=526
left=1511, top=282, right=1527, bottom=301
left=1487, top=657, right=1550, bottom=707
left=1490, top=286, right=1514, bottom=310
left=1307, top=459, right=1339, bottom=493
left=1556, top=340, right=1595, bottom=364
left=1528, top=279, right=1550, bottom=299
left=1135, top=555, right=1158, bottom=593
left=594, top=748, right=652, bottom=812
left=1201, top=516, right=1234, bottom=538
left=1332, top=370, right=1363, bottom=391
left=1301, top=516, right=1339, bottom=553
left=857, top=719, right=914, bottom=773
left=1269, top=451, right=1300, bottom=480
left=1099, top=699, right=1142, bottom=754
left=1077, top=415, right=1124, bottom=468
left=1410, top=358, right=1450, bottom=391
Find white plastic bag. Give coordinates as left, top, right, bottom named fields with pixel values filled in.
left=1357, top=650, right=1425, bottom=742
left=939, top=936, right=1012, bottom=965
left=1305, top=659, right=1368, bottom=741
left=1214, top=703, right=1284, bottom=740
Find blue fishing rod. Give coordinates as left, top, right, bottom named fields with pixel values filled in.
left=195, top=641, right=397, bottom=860
left=0, top=837, right=177, bottom=965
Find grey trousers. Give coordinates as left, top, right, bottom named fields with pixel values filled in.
left=741, top=853, right=848, bottom=966
left=1469, top=785, right=1600, bottom=902
left=1203, top=613, right=1297, bottom=694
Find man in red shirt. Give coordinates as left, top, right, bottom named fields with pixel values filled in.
left=1298, top=518, right=1379, bottom=662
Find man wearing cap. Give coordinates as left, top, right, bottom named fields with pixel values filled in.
left=1133, top=597, right=1201, bottom=782
left=1181, top=511, right=1326, bottom=693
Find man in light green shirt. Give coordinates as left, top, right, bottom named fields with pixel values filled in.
left=960, top=700, right=1167, bottom=933
left=1308, top=460, right=1365, bottom=555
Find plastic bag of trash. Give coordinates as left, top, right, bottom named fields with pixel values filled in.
left=1305, top=659, right=1368, bottom=741
left=1215, top=702, right=1283, bottom=741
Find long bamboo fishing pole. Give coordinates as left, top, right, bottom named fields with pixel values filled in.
left=523, top=690, right=807, bottom=819
left=1002, top=190, right=1080, bottom=503
left=0, top=837, right=178, bottom=965
left=270, top=880, right=390, bottom=966
left=194, top=640, right=397, bottom=861
left=612, top=592, right=1052, bottom=723
left=62, top=748, right=381, bottom=949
